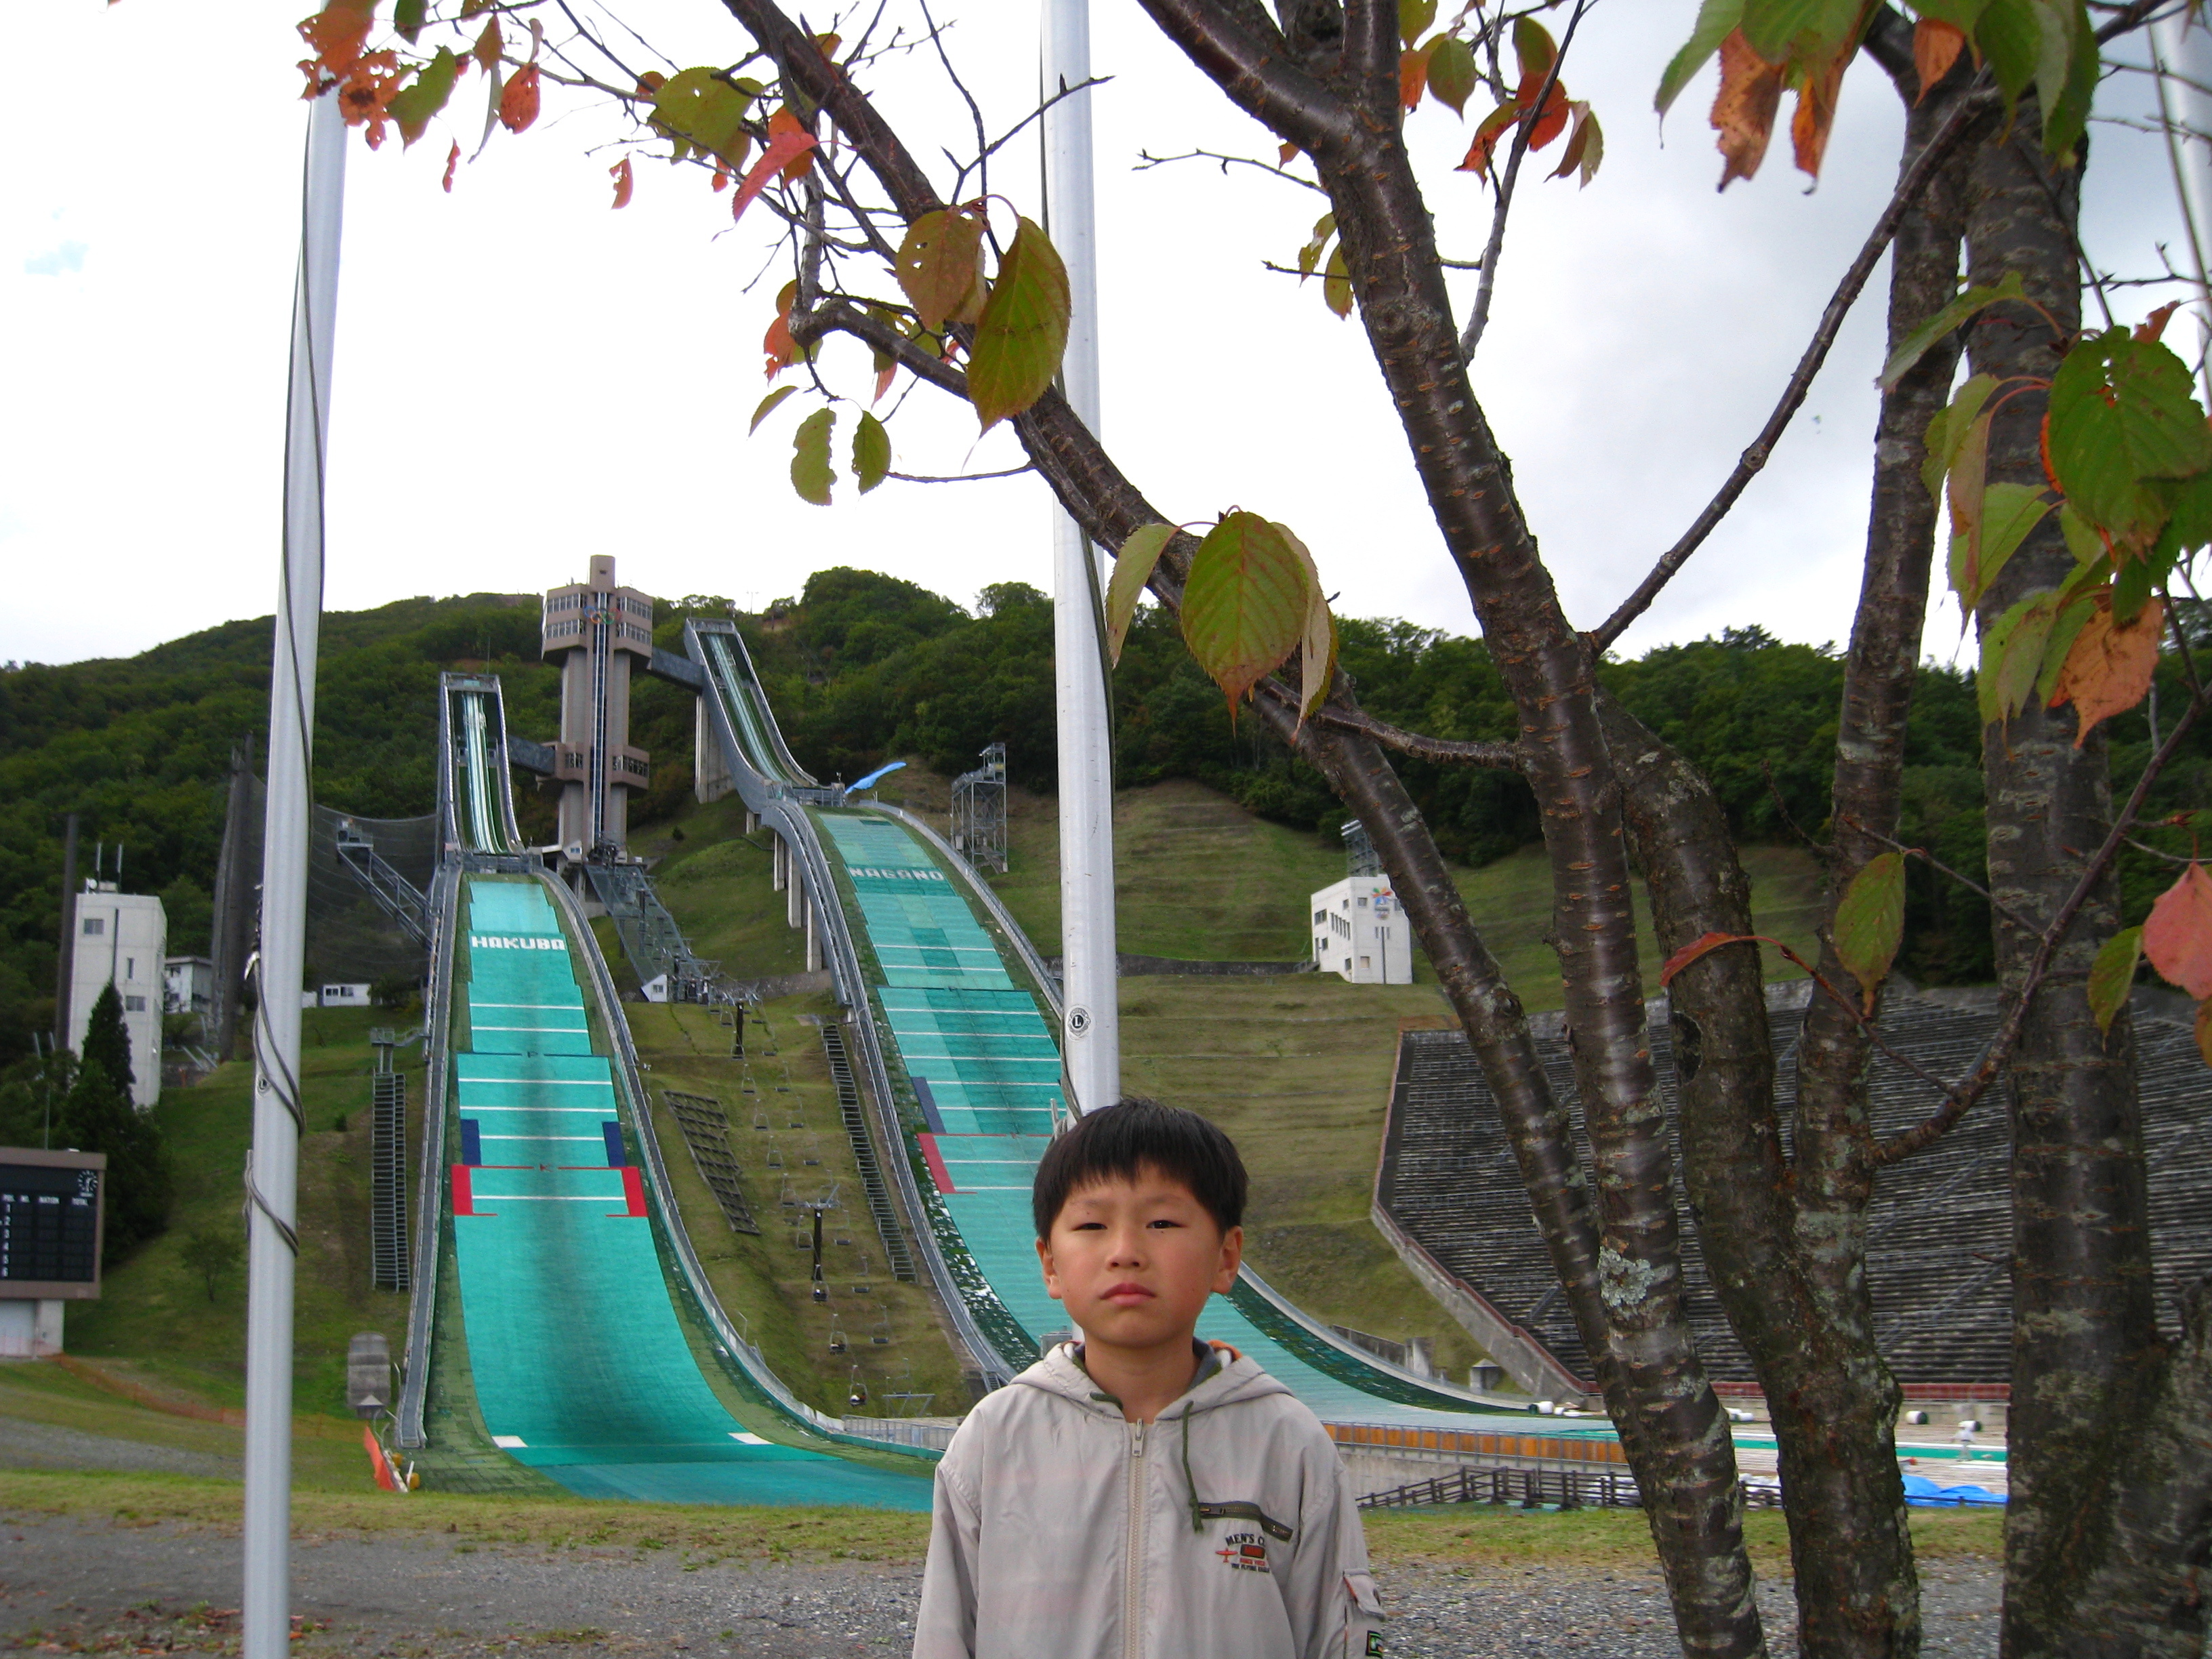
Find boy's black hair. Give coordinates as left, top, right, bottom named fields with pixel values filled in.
left=1031, top=1096, right=1247, bottom=1239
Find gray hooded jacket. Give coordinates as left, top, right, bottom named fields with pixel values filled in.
left=912, top=1343, right=1383, bottom=1659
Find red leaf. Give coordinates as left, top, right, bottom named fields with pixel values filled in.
left=2137, top=300, right=2184, bottom=345
left=1457, top=99, right=1522, bottom=177
left=763, top=280, right=799, bottom=379
left=712, top=159, right=731, bottom=192
left=1789, top=49, right=1848, bottom=181
left=1279, top=140, right=1299, bottom=164
left=442, top=139, right=459, bottom=192
left=1912, top=19, right=1965, bottom=104
left=498, top=62, right=540, bottom=134
left=1400, top=47, right=1429, bottom=112
left=874, top=361, right=896, bottom=403
left=2048, top=593, right=2164, bottom=745
left=2144, top=863, right=2212, bottom=1000
left=298, top=0, right=375, bottom=79
left=1711, top=29, right=1784, bottom=189
left=609, top=156, right=634, bottom=209
left=731, top=127, right=817, bottom=225
left=766, top=106, right=815, bottom=180
left=1660, top=931, right=1762, bottom=986
left=1515, top=76, right=1570, bottom=150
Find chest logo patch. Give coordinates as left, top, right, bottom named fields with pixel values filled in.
left=1215, top=1532, right=1272, bottom=1574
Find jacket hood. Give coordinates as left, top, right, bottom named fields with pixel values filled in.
left=1013, top=1340, right=1292, bottom=1421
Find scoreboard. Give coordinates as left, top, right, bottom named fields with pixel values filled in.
left=0, top=1149, right=106, bottom=1299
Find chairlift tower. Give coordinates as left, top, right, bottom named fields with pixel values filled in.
left=949, top=743, right=1008, bottom=874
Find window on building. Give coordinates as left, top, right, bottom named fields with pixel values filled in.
left=83, top=917, right=105, bottom=936
left=125, top=995, right=146, bottom=1012
left=125, top=958, right=136, bottom=979
left=1357, top=897, right=1368, bottom=908
left=1359, top=957, right=1371, bottom=972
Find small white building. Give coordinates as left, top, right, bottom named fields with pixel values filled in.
left=163, top=956, right=214, bottom=1020
left=303, top=983, right=374, bottom=1009
left=68, top=886, right=167, bottom=1109
left=1309, top=874, right=1412, bottom=984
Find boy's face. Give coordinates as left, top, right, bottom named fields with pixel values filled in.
left=1035, top=1166, right=1243, bottom=1357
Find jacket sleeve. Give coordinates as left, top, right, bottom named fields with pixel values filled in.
left=912, top=1446, right=982, bottom=1659
left=1282, top=1432, right=1385, bottom=1659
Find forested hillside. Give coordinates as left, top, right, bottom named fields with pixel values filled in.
left=4, top=571, right=2203, bottom=1067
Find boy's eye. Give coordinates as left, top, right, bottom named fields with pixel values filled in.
left=1071, top=1220, right=1105, bottom=1231
left=1147, top=1218, right=1181, bottom=1229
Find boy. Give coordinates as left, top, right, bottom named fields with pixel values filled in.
left=913, top=1097, right=1384, bottom=1659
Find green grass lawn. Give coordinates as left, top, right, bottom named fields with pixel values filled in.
left=62, top=1006, right=420, bottom=1420
left=630, top=796, right=808, bottom=983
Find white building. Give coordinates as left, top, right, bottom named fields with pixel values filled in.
left=163, top=956, right=214, bottom=1021
left=303, top=983, right=373, bottom=1009
left=68, top=886, right=167, bottom=1109
left=1309, top=874, right=1412, bottom=984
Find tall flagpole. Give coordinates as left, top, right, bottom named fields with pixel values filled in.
left=243, top=89, right=345, bottom=1659
left=1043, top=0, right=1120, bottom=1116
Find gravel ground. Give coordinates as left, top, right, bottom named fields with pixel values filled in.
left=0, top=1515, right=2001, bottom=1657
left=0, top=1420, right=239, bottom=1480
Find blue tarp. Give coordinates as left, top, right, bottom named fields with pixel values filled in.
left=1902, top=1472, right=2005, bottom=1506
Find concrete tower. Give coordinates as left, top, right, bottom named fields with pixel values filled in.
left=541, top=554, right=655, bottom=861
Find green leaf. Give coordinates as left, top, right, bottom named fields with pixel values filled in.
left=791, top=407, right=835, bottom=506
left=394, top=0, right=427, bottom=44
left=1975, top=0, right=2041, bottom=106
left=1106, top=524, right=1178, bottom=665
left=1323, top=243, right=1353, bottom=319
left=1954, top=482, right=2054, bottom=611
left=1657, top=0, right=1742, bottom=117
left=1978, top=590, right=2057, bottom=726
left=2058, top=499, right=2108, bottom=565
left=651, top=68, right=757, bottom=169
left=2088, top=925, right=2143, bottom=1035
left=1428, top=35, right=1479, bottom=115
left=1925, top=373, right=1999, bottom=504
left=967, top=217, right=1070, bottom=432
left=749, top=385, right=798, bottom=434
left=895, top=209, right=985, bottom=333
left=1399, top=0, right=1437, bottom=49
left=388, top=47, right=461, bottom=148
left=2048, top=329, right=2212, bottom=546
left=1512, top=15, right=1558, bottom=86
left=2152, top=466, right=2212, bottom=560
left=1880, top=273, right=2025, bottom=390
left=853, top=411, right=890, bottom=494
left=2036, top=590, right=2097, bottom=707
left=1911, top=0, right=1992, bottom=26
left=1833, top=851, right=1906, bottom=1008
left=2033, top=0, right=2097, bottom=159
left=1742, top=0, right=1866, bottom=63
left=1271, top=521, right=1337, bottom=720
left=1181, top=512, right=1315, bottom=713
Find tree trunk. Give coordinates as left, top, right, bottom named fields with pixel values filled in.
left=1960, top=120, right=2163, bottom=1659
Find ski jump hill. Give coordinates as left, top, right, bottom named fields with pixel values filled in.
left=389, top=627, right=1618, bottom=1506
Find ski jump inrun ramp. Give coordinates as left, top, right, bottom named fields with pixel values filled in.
left=390, top=644, right=1613, bottom=1505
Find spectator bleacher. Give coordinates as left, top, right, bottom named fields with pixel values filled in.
left=1376, top=983, right=2211, bottom=1389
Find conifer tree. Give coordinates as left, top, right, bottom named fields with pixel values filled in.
left=62, top=986, right=171, bottom=1263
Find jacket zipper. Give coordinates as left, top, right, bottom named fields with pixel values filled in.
left=1124, top=1420, right=1147, bottom=1659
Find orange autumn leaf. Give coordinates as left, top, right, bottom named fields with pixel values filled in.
left=1711, top=29, right=1785, bottom=189
left=1790, top=51, right=1848, bottom=180
left=1457, top=100, right=1523, bottom=176
left=336, top=50, right=403, bottom=148
left=442, top=139, right=459, bottom=191
left=1912, top=18, right=1966, bottom=103
left=712, top=159, right=731, bottom=192
left=609, top=156, right=634, bottom=209
left=1400, top=47, right=1429, bottom=112
left=499, top=62, right=541, bottom=134
left=2144, top=863, right=2212, bottom=1000
left=766, top=106, right=816, bottom=181
left=2049, top=594, right=2165, bottom=745
left=763, top=281, right=800, bottom=379
left=471, top=17, right=503, bottom=74
left=298, top=0, right=375, bottom=79
left=1513, top=73, right=1571, bottom=150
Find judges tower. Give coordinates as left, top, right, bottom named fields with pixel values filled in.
left=541, top=555, right=654, bottom=861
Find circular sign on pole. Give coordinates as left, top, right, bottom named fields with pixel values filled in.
left=1067, top=1006, right=1092, bottom=1036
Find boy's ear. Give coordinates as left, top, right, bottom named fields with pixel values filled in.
left=1212, top=1224, right=1243, bottom=1293
left=1035, top=1235, right=1065, bottom=1301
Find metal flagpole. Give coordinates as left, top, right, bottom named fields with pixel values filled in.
left=242, top=89, right=345, bottom=1659
left=2150, top=12, right=2212, bottom=402
left=1042, top=0, right=1120, bottom=1117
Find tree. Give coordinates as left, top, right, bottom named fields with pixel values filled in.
left=292, top=1, right=2211, bottom=1653
left=179, top=1225, right=244, bottom=1303
left=61, top=985, right=171, bottom=1263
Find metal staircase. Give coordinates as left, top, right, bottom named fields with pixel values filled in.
left=821, top=1023, right=917, bottom=1283
left=335, top=820, right=432, bottom=946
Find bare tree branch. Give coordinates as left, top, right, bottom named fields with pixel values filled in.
left=1590, top=82, right=1992, bottom=653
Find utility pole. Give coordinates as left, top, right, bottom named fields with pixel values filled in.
left=241, top=89, right=344, bottom=1659
left=1042, top=0, right=1118, bottom=1116
left=53, top=813, right=79, bottom=1052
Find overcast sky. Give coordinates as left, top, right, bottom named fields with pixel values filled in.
left=0, top=2, right=2197, bottom=672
